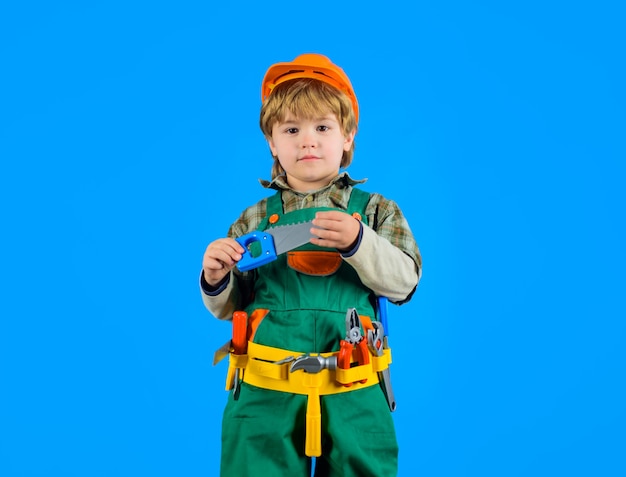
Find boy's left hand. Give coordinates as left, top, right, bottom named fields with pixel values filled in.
left=310, top=211, right=361, bottom=252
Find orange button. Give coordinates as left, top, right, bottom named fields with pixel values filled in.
left=352, top=212, right=362, bottom=221
left=269, top=213, right=280, bottom=224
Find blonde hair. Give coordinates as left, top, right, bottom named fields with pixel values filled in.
left=259, top=78, right=357, bottom=180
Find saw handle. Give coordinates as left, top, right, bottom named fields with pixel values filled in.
left=235, top=231, right=277, bottom=272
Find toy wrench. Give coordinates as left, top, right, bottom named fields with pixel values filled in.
left=367, top=322, right=397, bottom=412
left=235, top=220, right=318, bottom=272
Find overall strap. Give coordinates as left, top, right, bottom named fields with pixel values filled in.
left=346, top=187, right=371, bottom=226
left=266, top=191, right=284, bottom=215
left=257, top=192, right=283, bottom=231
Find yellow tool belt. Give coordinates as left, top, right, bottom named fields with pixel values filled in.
left=225, top=340, right=393, bottom=457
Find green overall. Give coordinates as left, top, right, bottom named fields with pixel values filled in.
left=220, top=188, right=398, bottom=477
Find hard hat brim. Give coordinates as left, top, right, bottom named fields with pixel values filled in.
left=261, top=56, right=359, bottom=123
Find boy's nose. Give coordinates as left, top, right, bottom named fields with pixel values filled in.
left=300, top=132, right=317, bottom=148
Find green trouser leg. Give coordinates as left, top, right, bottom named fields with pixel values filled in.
left=221, top=383, right=398, bottom=477
left=315, top=386, right=398, bottom=477
left=220, top=384, right=310, bottom=476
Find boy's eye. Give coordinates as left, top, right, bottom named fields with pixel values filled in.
left=286, top=127, right=298, bottom=134
left=317, top=125, right=329, bottom=132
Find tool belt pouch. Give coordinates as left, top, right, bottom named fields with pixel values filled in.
left=377, top=348, right=393, bottom=369
left=225, top=353, right=249, bottom=391
left=335, top=349, right=392, bottom=386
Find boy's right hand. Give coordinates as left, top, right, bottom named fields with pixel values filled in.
left=202, top=238, right=245, bottom=287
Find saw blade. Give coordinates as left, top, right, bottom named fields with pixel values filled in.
left=268, top=220, right=317, bottom=255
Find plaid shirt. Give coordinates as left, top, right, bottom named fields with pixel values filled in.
left=227, top=172, right=422, bottom=270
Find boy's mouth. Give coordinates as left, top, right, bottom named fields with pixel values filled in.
left=298, top=155, right=320, bottom=161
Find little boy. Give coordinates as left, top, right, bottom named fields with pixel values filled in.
left=200, top=53, right=421, bottom=477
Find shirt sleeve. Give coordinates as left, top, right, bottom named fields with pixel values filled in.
left=342, top=194, right=422, bottom=304
left=199, top=197, right=268, bottom=319
left=200, top=271, right=240, bottom=320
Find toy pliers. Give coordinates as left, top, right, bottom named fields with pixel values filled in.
left=337, top=308, right=370, bottom=386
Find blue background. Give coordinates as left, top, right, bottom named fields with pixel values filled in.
left=1, top=1, right=624, bottom=476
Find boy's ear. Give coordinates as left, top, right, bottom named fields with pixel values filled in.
left=268, top=137, right=278, bottom=157
left=343, top=129, right=356, bottom=151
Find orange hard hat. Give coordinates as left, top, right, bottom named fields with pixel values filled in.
left=261, top=53, right=359, bottom=123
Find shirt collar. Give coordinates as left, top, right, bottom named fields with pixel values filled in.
left=259, top=171, right=367, bottom=193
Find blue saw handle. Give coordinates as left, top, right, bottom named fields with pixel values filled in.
left=235, top=231, right=277, bottom=272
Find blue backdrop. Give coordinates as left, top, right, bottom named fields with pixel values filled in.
left=1, top=1, right=624, bottom=476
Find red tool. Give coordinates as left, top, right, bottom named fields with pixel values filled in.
left=337, top=308, right=370, bottom=387
left=231, top=311, right=248, bottom=400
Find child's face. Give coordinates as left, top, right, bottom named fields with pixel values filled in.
left=268, top=112, right=355, bottom=192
